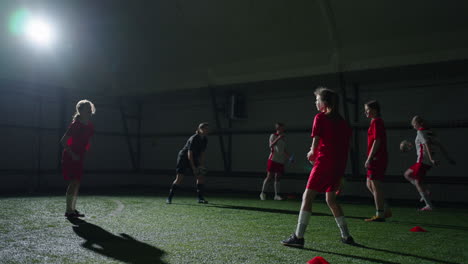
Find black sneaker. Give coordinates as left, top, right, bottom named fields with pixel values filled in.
left=341, top=236, right=355, bottom=245
left=74, top=210, right=85, bottom=217
left=281, top=234, right=304, bottom=248
left=166, top=198, right=172, bottom=204
left=198, top=199, right=208, bottom=204
left=65, top=212, right=78, bottom=218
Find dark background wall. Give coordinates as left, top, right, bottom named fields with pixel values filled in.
left=1, top=61, right=467, bottom=202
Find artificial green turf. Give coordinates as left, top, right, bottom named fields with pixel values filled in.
left=0, top=194, right=467, bottom=264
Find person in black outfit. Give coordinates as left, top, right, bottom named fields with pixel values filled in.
left=167, top=122, right=209, bottom=204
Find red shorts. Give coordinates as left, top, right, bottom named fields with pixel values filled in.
left=306, top=173, right=341, bottom=193
left=62, top=151, right=84, bottom=181
left=366, top=161, right=387, bottom=181
left=306, top=165, right=342, bottom=193
left=408, top=162, right=432, bottom=182
left=267, top=160, right=284, bottom=174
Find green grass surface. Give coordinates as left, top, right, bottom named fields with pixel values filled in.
left=0, top=193, right=467, bottom=264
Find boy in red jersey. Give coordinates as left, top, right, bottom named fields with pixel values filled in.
left=60, top=100, right=95, bottom=218
left=282, top=87, right=354, bottom=248
left=363, top=100, right=392, bottom=222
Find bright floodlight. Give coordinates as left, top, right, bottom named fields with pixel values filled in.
left=24, top=17, right=56, bottom=47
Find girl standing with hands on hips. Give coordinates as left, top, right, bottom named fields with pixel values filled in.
left=60, top=100, right=95, bottom=218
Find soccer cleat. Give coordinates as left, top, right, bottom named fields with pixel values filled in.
left=166, top=198, right=172, bottom=204
left=198, top=199, right=208, bottom=204
left=74, top=210, right=85, bottom=217
left=418, top=205, right=433, bottom=211
left=274, top=195, right=284, bottom=201
left=384, top=208, right=392, bottom=218
left=281, top=234, right=304, bottom=248
left=260, top=192, right=266, bottom=200
left=341, top=236, right=355, bottom=244
left=364, top=216, right=385, bottom=222
left=65, top=212, right=78, bottom=218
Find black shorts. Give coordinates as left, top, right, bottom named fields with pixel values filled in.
left=176, top=153, right=199, bottom=175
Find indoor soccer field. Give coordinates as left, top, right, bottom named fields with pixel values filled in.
left=2, top=1, right=468, bottom=264
left=1, top=193, right=467, bottom=264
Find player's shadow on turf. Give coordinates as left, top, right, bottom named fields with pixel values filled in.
left=67, top=218, right=166, bottom=264
left=207, top=203, right=328, bottom=215
left=351, top=242, right=461, bottom=264
left=200, top=203, right=368, bottom=220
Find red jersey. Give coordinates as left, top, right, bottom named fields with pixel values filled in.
left=65, top=120, right=95, bottom=155
left=367, top=118, right=388, bottom=165
left=306, top=112, right=352, bottom=192
left=62, top=120, right=94, bottom=180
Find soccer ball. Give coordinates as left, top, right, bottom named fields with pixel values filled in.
left=400, top=140, right=413, bottom=152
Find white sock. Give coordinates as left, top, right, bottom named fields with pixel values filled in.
left=261, top=179, right=269, bottom=193
left=376, top=209, right=384, bottom=217
left=295, top=211, right=311, bottom=238
left=71, top=195, right=77, bottom=211
left=419, top=192, right=432, bottom=207
left=335, top=216, right=350, bottom=238
left=66, top=194, right=74, bottom=212
left=274, top=181, right=280, bottom=196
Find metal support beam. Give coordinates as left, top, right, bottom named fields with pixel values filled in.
left=57, top=90, right=67, bottom=171
left=209, top=87, right=229, bottom=174
left=227, top=115, right=233, bottom=174
left=119, top=98, right=138, bottom=171
left=35, top=96, right=43, bottom=191
left=137, top=102, right=142, bottom=171
left=339, top=73, right=359, bottom=179
left=353, top=83, right=361, bottom=178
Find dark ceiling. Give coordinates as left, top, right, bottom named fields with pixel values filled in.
left=1, top=0, right=468, bottom=95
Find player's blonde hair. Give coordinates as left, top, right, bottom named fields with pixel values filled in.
left=72, top=99, right=96, bottom=121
